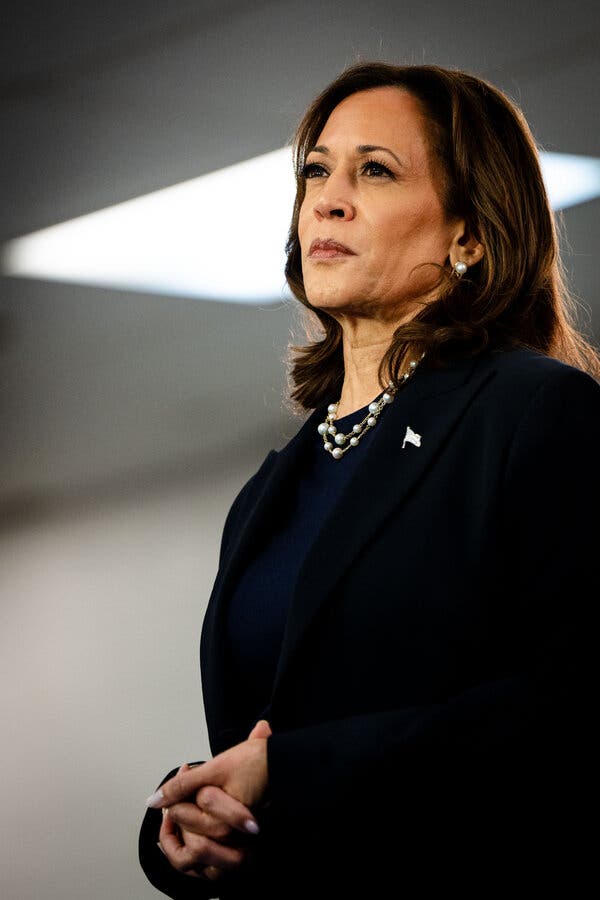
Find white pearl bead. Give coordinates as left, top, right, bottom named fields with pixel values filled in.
left=382, top=392, right=393, bottom=403
left=367, top=416, right=377, bottom=427
left=317, top=422, right=328, bottom=435
left=327, top=403, right=337, bottom=414
left=368, top=402, right=379, bottom=414
left=332, top=447, right=343, bottom=459
left=334, top=433, right=346, bottom=445
left=353, top=424, right=362, bottom=433
left=409, top=359, right=417, bottom=368
left=324, top=442, right=333, bottom=451
left=454, top=260, right=468, bottom=276
left=350, top=436, right=359, bottom=446
left=327, top=425, right=337, bottom=435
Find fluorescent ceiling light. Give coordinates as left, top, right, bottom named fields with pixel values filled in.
left=1, top=149, right=599, bottom=303
left=539, top=152, right=600, bottom=211
left=0, top=148, right=296, bottom=304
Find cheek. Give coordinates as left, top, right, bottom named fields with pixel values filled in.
left=379, top=202, right=450, bottom=259
left=298, top=202, right=310, bottom=245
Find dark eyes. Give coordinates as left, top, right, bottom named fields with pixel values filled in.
left=301, top=159, right=394, bottom=180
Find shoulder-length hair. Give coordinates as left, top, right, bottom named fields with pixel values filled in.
left=284, top=61, right=600, bottom=411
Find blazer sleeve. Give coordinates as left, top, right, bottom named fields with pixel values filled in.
left=261, top=367, right=599, bottom=883
left=138, top=453, right=278, bottom=898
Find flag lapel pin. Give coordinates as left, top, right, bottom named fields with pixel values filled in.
left=402, top=425, right=421, bottom=450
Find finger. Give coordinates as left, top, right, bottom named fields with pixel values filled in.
left=165, top=800, right=231, bottom=841
left=158, top=837, right=204, bottom=876
left=247, top=719, right=273, bottom=740
left=144, top=761, right=191, bottom=810
left=146, top=762, right=211, bottom=809
left=160, top=806, right=182, bottom=843
left=195, top=785, right=260, bottom=835
left=167, top=787, right=259, bottom=839
left=159, top=811, right=246, bottom=873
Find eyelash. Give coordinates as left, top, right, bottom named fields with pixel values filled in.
left=300, top=158, right=394, bottom=180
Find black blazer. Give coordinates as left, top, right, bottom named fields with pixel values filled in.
left=140, top=348, right=599, bottom=899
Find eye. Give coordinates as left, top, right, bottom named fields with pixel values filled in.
left=361, top=159, right=393, bottom=178
left=301, top=162, right=328, bottom=179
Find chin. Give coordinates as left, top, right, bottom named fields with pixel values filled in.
left=303, top=277, right=356, bottom=307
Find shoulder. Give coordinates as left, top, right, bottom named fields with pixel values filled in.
left=217, top=449, right=279, bottom=562
left=227, top=446, right=280, bottom=504
left=217, top=409, right=321, bottom=557
left=476, top=349, right=600, bottom=471
left=425, top=349, right=600, bottom=465
left=479, top=346, right=593, bottom=381
left=472, top=348, right=600, bottom=412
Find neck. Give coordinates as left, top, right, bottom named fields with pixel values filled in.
left=335, top=318, right=398, bottom=418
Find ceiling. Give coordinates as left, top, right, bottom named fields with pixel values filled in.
left=1, top=0, right=599, bottom=522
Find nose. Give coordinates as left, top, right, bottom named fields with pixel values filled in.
left=313, top=174, right=356, bottom=221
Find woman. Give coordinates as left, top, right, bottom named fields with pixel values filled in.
left=139, top=62, right=600, bottom=898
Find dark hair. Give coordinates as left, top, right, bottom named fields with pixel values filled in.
left=284, top=61, right=600, bottom=411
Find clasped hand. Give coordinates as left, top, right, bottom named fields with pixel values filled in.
left=147, top=719, right=272, bottom=882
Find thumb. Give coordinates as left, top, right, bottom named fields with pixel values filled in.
left=247, top=719, right=272, bottom=740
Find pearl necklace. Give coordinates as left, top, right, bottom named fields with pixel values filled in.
left=318, top=356, right=423, bottom=459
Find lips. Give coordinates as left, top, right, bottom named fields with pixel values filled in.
left=309, top=238, right=356, bottom=258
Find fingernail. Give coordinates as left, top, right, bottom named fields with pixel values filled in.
left=145, top=789, right=164, bottom=808
left=157, top=842, right=166, bottom=856
left=244, top=819, right=260, bottom=834
left=204, top=866, right=221, bottom=881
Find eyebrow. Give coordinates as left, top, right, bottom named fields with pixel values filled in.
left=308, top=144, right=404, bottom=167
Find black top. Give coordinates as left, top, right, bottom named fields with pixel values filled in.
left=225, top=397, right=382, bottom=722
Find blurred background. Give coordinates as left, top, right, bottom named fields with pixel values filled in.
left=1, top=2, right=598, bottom=898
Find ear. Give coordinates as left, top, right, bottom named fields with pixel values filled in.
left=448, top=220, right=484, bottom=271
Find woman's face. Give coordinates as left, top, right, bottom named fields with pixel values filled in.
left=298, top=86, right=463, bottom=323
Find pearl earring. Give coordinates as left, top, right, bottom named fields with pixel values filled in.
left=453, top=261, right=468, bottom=277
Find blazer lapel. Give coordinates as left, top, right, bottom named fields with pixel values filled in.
left=269, top=356, right=495, bottom=705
